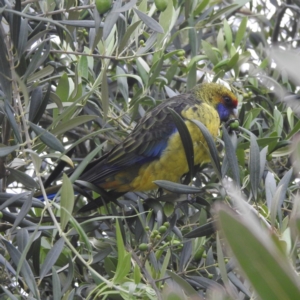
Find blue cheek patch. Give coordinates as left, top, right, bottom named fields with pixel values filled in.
left=217, top=103, right=231, bottom=122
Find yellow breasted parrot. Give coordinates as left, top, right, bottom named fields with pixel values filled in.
left=78, top=82, right=238, bottom=193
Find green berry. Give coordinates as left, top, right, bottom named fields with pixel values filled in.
left=139, top=243, right=148, bottom=251
left=229, top=120, right=239, bottom=130
left=155, top=0, right=168, bottom=11
left=153, top=230, right=159, bottom=236
left=177, top=50, right=185, bottom=56
left=158, top=225, right=167, bottom=234
left=163, top=222, right=170, bottom=228
left=95, top=0, right=112, bottom=15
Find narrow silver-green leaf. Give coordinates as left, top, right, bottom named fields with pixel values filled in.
left=0, top=192, right=33, bottom=210
left=201, top=40, right=218, bottom=65
left=101, top=71, right=109, bottom=121
left=0, top=28, right=12, bottom=100
left=3, top=240, right=39, bottom=298
left=5, top=101, right=22, bottom=143
left=216, top=203, right=300, bottom=300
left=118, top=20, right=142, bottom=53
left=103, top=0, right=122, bottom=40
left=222, top=127, right=240, bottom=186
left=234, top=17, right=248, bottom=48
left=154, top=180, right=201, bottom=193
left=7, top=168, right=39, bottom=189
left=116, top=66, right=129, bottom=103
left=51, top=115, right=97, bottom=136
left=191, top=119, right=221, bottom=180
left=60, top=173, right=74, bottom=231
left=29, top=121, right=64, bottom=152
left=113, top=0, right=137, bottom=12
left=0, top=285, right=19, bottom=300
left=52, top=266, right=62, bottom=300
left=168, top=108, right=194, bottom=183
left=249, top=133, right=260, bottom=200
left=178, top=240, right=192, bottom=272
left=136, top=32, right=158, bottom=55
left=134, top=8, right=164, bottom=33
left=16, top=229, right=29, bottom=253
left=23, top=41, right=49, bottom=82
left=11, top=194, right=33, bottom=232
left=0, top=144, right=19, bottom=157
left=165, top=270, right=200, bottom=298
left=113, top=219, right=131, bottom=284
left=61, top=254, right=74, bottom=294
left=40, top=237, right=65, bottom=280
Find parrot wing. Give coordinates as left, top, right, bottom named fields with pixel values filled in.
left=79, top=93, right=200, bottom=185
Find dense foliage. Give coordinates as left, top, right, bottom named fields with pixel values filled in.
left=1, top=0, right=300, bottom=299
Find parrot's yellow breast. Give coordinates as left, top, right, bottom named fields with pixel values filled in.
left=127, top=103, right=220, bottom=191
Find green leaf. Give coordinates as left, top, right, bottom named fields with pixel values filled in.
left=40, top=237, right=65, bottom=280
left=134, top=8, right=164, bottom=34
left=133, top=263, right=142, bottom=284
left=168, top=108, right=194, bottom=183
left=223, top=19, right=232, bottom=51
left=165, top=270, right=200, bottom=298
left=23, top=41, right=50, bottom=82
left=11, top=194, right=33, bottom=232
left=101, top=70, right=109, bottom=121
left=222, top=128, right=240, bottom=186
left=30, top=122, right=65, bottom=152
left=78, top=55, right=88, bottom=80
left=103, top=0, right=122, bottom=40
left=113, top=219, right=131, bottom=283
left=191, top=120, right=222, bottom=180
left=193, top=0, right=210, bottom=15
left=118, top=20, right=142, bottom=53
left=27, top=65, right=54, bottom=84
left=286, top=118, right=300, bottom=140
left=249, top=133, right=260, bottom=200
left=154, top=180, right=201, bottom=194
left=60, top=173, right=74, bottom=231
left=273, top=108, right=283, bottom=137
left=234, top=17, right=248, bottom=48
left=227, top=52, right=239, bottom=68
left=56, top=72, right=69, bottom=102
left=0, top=21, right=12, bottom=100
left=5, top=101, right=22, bottom=143
left=201, top=40, right=218, bottom=65
left=3, top=240, right=40, bottom=299
left=217, top=28, right=226, bottom=55
left=163, top=202, right=174, bottom=217
left=216, top=203, right=300, bottom=300
left=7, top=168, right=39, bottom=189
left=29, top=84, right=51, bottom=124
left=52, top=266, right=62, bottom=300
left=0, top=144, right=19, bottom=157
left=51, top=115, right=97, bottom=136
left=116, top=66, right=129, bottom=103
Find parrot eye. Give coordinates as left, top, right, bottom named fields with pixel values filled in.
left=223, top=96, right=232, bottom=105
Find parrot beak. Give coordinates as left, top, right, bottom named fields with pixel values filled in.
left=232, top=108, right=238, bottom=119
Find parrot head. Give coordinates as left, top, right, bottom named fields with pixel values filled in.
left=193, top=82, right=238, bottom=122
